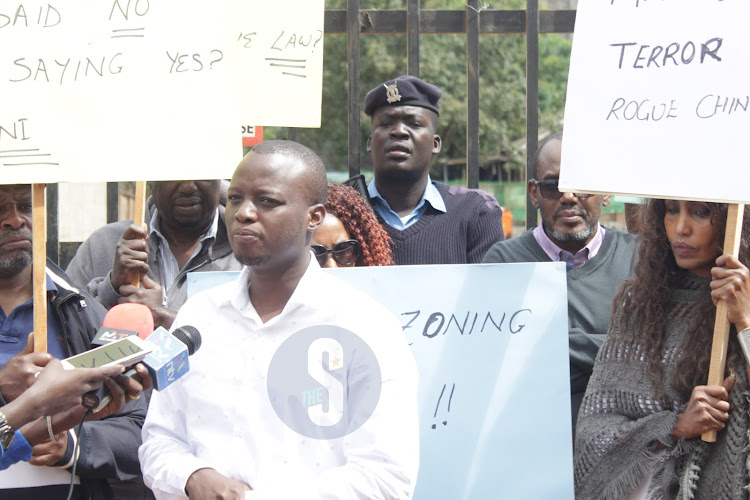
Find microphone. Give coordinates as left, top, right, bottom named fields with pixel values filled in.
left=136, top=325, right=202, bottom=390
left=91, top=303, right=155, bottom=347
left=83, top=325, right=202, bottom=412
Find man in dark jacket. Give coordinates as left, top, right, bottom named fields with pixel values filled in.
left=0, top=184, right=147, bottom=499
left=66, top=180, right=241, bottom=329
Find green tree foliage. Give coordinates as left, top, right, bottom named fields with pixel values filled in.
left=265, top=1, right=571, bottom=178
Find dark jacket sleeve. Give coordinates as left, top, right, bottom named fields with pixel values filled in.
left=65, top=221, right=131, bottom=310
left=48, top=261, right=148, bottom=483
left=74, top=397, right=147, bottom=481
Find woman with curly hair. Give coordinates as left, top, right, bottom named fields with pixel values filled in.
left=311, top=184, right=394, bottom=267
left=575, top=199, right=750, bottom=500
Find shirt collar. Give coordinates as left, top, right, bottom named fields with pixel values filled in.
left=44, top=273, right=59, bottom=299
left=421, top=178, right=447, bottom=213
left=13, top=273, right=58, bottom=311
left=533, top=222, right=606, bottom=267
left=367, top=176, right=447, bottom=214
left=229, top=254, right=322, bottom=325
left=149, top=208, right=219, bottom=243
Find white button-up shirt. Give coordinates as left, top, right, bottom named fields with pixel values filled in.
left=139, top=257, right=420, bottom=499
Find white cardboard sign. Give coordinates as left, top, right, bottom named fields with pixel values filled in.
left=0, top=0, right=324, bottom=184
left=560, top=0, right=750, bottom=203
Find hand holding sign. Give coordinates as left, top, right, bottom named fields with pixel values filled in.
left=710, top=254, right=750, bottom=332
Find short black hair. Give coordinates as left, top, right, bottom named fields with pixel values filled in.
left=530, top=131, right=563, bottom=179
left=250, top=140, right=328, bottom=205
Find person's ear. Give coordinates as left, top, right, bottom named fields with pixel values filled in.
left=601, top=195, right=612, bottom=207
left=366, top=136, right=372, bottom=153
left=307, top=204, right=326, bottom=231
left=528, top=180, right=541, bottom=210
left=432, top=134, right=442, bottom=154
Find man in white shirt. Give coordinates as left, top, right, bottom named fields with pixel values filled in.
left=139, top=140, right=420, bottom=499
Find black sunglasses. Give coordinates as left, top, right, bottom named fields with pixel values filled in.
left=531, top=179, right=594, bottom=200
left=311, top=240, right=361, bottom=267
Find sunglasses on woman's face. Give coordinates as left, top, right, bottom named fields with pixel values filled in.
left=311, top=239, right=362, bottom=267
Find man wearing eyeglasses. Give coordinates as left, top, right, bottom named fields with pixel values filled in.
left=482, top=132, right=638, bottom=436
left=364, top=75, right=504, bottom=265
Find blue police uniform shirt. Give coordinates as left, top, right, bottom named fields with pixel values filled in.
left=367, top=176, right=447, bottom=230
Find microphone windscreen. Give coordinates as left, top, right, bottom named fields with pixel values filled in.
left=172, top=325, right=202, bottom=355
left=102, top=303, right=154, bottom=340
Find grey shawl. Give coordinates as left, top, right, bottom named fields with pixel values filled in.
left=574, top=273, right=750, bottom=500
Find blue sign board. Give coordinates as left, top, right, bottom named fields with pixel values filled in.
left=189, top=262, right=573, bottom=499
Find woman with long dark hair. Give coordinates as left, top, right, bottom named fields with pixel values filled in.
left=311, top=184, right=394, bottom=267
left=575, top=199, right=750, bottom=499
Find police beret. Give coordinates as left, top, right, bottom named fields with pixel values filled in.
left=363, top=75, right=442, bottom=117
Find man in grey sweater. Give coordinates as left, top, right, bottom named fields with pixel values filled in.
left=482, top=132, right=638, bottom=436
left=66, top=180, right=241, bottom=329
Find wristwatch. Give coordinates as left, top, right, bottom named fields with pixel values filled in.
left=0, top=411, right=15, bottom=451
left=739, top=328, right=750, bottom=367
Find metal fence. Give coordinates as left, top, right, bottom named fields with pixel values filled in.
left=47, top=1, right=576, bottom=267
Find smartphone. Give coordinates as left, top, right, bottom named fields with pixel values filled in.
left=62, top=336, right=152, bottom=369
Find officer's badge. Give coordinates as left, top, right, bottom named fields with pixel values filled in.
left=384, top=82, right=401, bottom=104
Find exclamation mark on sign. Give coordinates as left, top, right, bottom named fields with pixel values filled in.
left=431, top=383, right=455, bottom=429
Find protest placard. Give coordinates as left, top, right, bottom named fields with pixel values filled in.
left=562, top=0, right=749, bottom=443
left=0, top=0, right=324, bottom=184
left=189, top=263, right=574, bottom=499
left=561, top=0, right=750, bottom=204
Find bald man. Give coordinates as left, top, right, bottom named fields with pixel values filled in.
left=140, top=141, right=419, bottom=499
